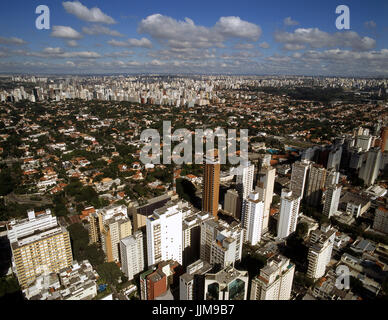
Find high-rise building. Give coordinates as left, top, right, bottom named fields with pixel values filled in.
left=305, top=164, right=327, bottom=207
left=290, top=160, right=310, bottom=199
left=241, top=192, right=264, bottom=246
left=250, top=254, right=295, bottom=300
left=7, top=209, right=73, bottom=288
left=277, top=189, right=300, bottom=239
left=358, top=148, right=382, bottom=186
left=323, top=185, right=342, bottom=218
left=202, top=152, right=221, bottom=219
left=200, top=217, right=243, bottom=267
left=327, top=146, right=342, bottom=171
left=257, top=165, right=275, bottom=233
left=224, top=189, right=240, bottom=218
left=307, top=225, right=335, bottom=279
left=373, top=206, right=388, bottom=234
left=146, top=200, right=183, bottom=266
left=356, top=135, right=372, bottom=152
left=381, top=127, right=388, bottom=152
left=179, top=259, right=212, bottom=300
left=236, top=161, right=255, bottom=200
left=204, top=265, right=248, bottom=300
left=95, top=205, right=132, bottom=263
left=120, top=231, right=145, bottom=281
left=325, top=169, right=340, bottom=189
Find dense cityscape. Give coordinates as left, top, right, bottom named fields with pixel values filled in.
left=0, top=0, right=388, bottom=311
left=0, top=74, right=387, bottom=302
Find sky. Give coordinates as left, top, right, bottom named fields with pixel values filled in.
left=0, top=0, right=387, bottom=76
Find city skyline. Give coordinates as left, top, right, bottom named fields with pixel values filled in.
left=0, top=0, right=387, bottom=76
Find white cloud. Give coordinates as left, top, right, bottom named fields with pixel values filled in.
left=66, top=40, right=79, bottom=47
left=234, top=43, right=255, bottom=49
left=108, top=38, right=152, bottom=48
left=275, top=28, right=376, bottom=51
left=259, top=42, right=270, bottom=49
left=214, top=16, right=261, bottom=41
left=0, top=36, right=27, bottom=45
left=51, top=26, right=83, bottom=40
left=283, top=43, right=306, bottom=51
left=63, top=1, right=116, bottom=24
left=82, top=25, right=123, bottom=37
left=283, top=17, right=299, bottom=26
left=138, top=14, right=261, bottom=49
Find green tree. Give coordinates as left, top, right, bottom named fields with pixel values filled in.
left=97, top=262, right=124, bottom=286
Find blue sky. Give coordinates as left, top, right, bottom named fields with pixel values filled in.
left=0, top=0, right=387, bottom=75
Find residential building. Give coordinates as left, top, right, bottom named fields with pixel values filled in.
left=120, top=231, right=145, bottom=281
left=277, top=189, right=300, bottom=239
left=323, top=184, right=342, bottom=218
left=373, top=206, right=388, bottom=234
left=241, top=192, right=264, bottom=246
left=179, top=259, right=212, bottom=300
left=202, top=152, right=221, bottom=219
left=250, top=254, right=295, bottom=300
left=290, top=160, right=310, bottom=199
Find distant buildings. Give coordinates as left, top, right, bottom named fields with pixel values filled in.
left=204, top=265, right=248, bottom=300
left=307, top=225, right=335, bottom=280
left=7, top=209, right=73, bottom=288
left=250, top=254, right=295, bottom=300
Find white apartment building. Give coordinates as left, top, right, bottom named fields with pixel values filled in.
left=146, top=200, right=183, bottom=266
left=250, top=255, right=295, bottom=300
left=179, top=259, right=212, bottom=300
left=242, top=192, right=264, bottom=246
left=236, top=161, right=255, bottom=200
left=307, top=225, right=336, bottom=279
left=257, top=165, right=275, bottom=233
left=120, top=231, right=145, bottom=281
left=277, top=189, right=300, bottom=239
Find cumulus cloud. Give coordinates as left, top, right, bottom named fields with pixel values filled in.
left=259, top=42, right=270, bottom=49
left=283, top=17, right=299, bottom=26
left=82, top=25, right=123, bottom=37
left=138, top=14, right=261, bottom=49
left=275, top=28, right=376, bottom=51
left=234, top=43, right=255, bottom=49
left=63, top=1, right=116, bottom=24
left=108, top=38, right=153, bottom=48
left=283, top=43, right=306, bottom=51
left=51, top=26, right=83, bottom=40
left=0, top=36, right=27, bottom=45
left=66, top=40, right=79, bottom=47
left=214, top=16, right=261, bottom=41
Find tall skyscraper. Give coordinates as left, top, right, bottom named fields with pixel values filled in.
left=7, top=209, right=73, bottom=288
left=146, top=200, right=183, bottom=266
left=250, top=255, right=295, bottom=300
left=120, top=231, right=145, bottom=281
left=323, top=184, right=342, bottom=218
left=277, top=189, right=300, bottom=239
left=202, top=151, right=221, bottom=219
left=257, top=165, right=275, bottom=233
left=358, top=148, right=382, bottom=186
left=307, top=225, right=335, bottom=279
left=290, top=160, right=310, bottom=199
left=305, top=164, right=327, bottom=207
left=241, top=192, right=264, bottom=246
